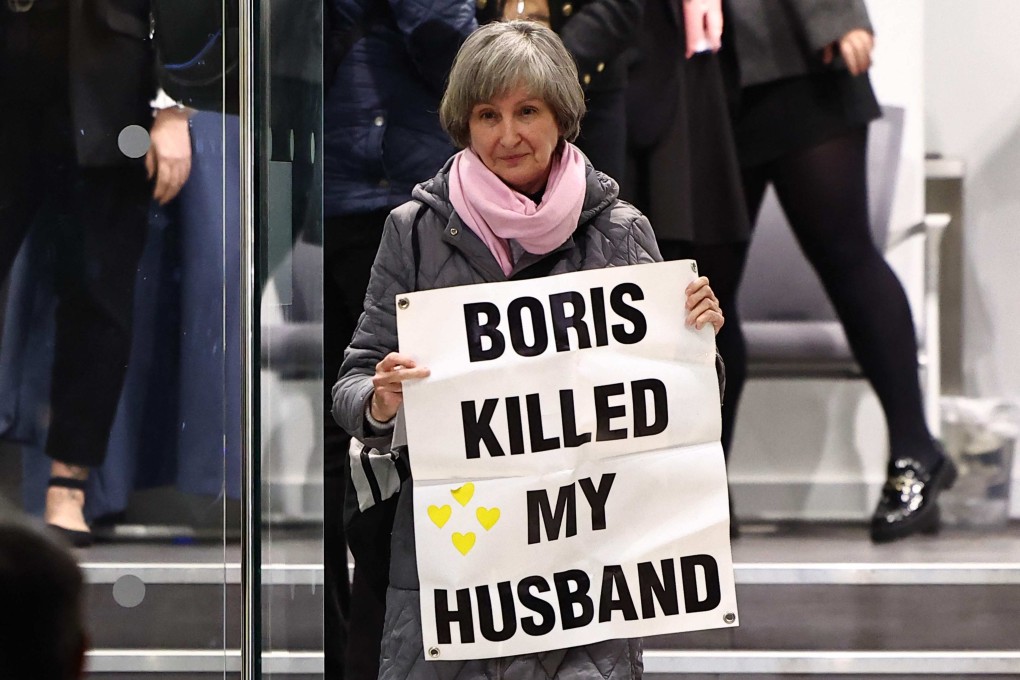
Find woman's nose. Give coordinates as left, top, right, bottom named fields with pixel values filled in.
left=498, top=119, right=520, bottom=146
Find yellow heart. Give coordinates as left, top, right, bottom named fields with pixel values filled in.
left=427, top=504, right=452, bottom=529
left=476, top=507, right=500, bottom=531
left=452, top=532, right=476, bottom=556
left=451, top=482, right=475, bottom=507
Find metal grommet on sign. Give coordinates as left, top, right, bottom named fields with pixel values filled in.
left=397, top=298, right=410, bottom=310
left=723, top=612, right=736, bottom=624
left=428, top=646, right=441, bottom=659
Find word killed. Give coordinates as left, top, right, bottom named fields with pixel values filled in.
left=462, top=380, right=668, bottom=458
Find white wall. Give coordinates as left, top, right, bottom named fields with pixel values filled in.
left=924, top=0, right=1020, bottom=517
left=924, top=0, right=1020, bottom=403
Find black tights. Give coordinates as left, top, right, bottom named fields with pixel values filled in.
left=668, top=128, right=938, bottom=468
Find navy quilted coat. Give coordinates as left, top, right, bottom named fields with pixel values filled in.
left=333, top=155, right=662, bottom=679
left=324, top=0, right=477, bottom=218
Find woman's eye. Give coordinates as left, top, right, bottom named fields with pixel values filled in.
left=479, top=111, right=497, bottom=121
left=521, top=107, right=537, bottom=116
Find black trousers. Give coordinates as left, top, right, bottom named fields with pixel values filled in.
left=323, top=210, right=390, bottom=680
left=0, top=4, right=150, bottom=468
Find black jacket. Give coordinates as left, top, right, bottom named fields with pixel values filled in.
left=476, top=0, right=644, bottom=93
left=69, top=0, right=156, bottom=166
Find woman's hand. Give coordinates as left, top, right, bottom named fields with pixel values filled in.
left=146, top=107, right=193, bottom=205
left=823, top=28, right=874, bottom=76
left=685, top=276, right=724, bottom=334
left=683, top=0, right=723, bottom=58
left=369, top=352, right=431, bottom=423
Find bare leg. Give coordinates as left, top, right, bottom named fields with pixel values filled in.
left=45, top=462, right=90, bottom=533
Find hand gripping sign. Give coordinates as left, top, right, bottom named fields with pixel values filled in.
left=397, top=260, right=737, bottom=661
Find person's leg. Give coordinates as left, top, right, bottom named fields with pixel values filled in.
left=323, top=210, right=389, bottom=680
left=667, top=239, right=752, bottom=458
left=766, top=128, right=940, bottom=469
left=44, top=166, right=150, bottom=533
left=663, top=167, right=766, bottom=459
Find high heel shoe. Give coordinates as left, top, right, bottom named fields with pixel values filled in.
left=46, top=477, right=93, bottom=548
left=870, top=448, right=958, bottom=544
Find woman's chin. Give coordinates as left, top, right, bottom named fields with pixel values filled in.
left=498, top=169, right=549, bottom=195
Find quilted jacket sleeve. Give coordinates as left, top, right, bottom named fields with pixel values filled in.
left=331, top=208, right=418, bottom=449
left=629, top=213, right=664, bottom=265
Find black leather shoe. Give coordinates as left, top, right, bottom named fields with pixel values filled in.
left=870, top=452, right=958, bottom=543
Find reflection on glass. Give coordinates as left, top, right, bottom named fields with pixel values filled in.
left=257, top=0, right=326, bottom=676
left=0, top=2, right=239, bottom=677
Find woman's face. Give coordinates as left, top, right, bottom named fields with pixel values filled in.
left=468, top=86, right=561, bottom=195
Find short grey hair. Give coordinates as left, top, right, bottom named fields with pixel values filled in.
left=440, top=20, right=586, bottom=149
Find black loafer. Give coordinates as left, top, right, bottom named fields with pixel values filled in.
left=870, top=452, right=958, bottom=543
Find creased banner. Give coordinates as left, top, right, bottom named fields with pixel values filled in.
left=397, top=260, right=737, bottom=661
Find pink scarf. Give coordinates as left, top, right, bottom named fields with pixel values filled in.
left=448, top=142, right=587, bottom=276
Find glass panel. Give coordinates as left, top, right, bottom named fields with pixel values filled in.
left=0, top=3, right=240, bottom=678
left=254, top=0, right=325, bottom=677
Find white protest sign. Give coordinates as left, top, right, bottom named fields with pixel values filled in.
left=397, top=260, right=737, bottom=661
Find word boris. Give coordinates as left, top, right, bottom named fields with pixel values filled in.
left=433, top=554, right=722, bottom=644
left=462, top=380, right=668, bottom=458
left=464, top=284, right=647, bottom=362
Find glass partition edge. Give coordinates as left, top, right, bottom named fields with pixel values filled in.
left=239, top=0, right=261, bottom=678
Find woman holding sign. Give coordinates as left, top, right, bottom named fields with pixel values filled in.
left=334, top=20, right=724, bottom=679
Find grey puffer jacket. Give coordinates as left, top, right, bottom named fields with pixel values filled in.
left=333, top=154, right=661, bottom=680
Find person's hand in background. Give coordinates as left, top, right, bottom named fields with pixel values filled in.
left=146, top=107, right=193, bottom=205
left=683, top=0, right=723, bottom=58
left=823, top=28, right=874, bottom=76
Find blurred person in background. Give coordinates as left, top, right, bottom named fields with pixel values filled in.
left=477, top=0, right=643, bottom=181
left=0, top=517, right=87, bottom=680
left=622, top=0, right=748, bottom=537
left=718, top=0, right=955, bottom=542
left=323, top=0, right=476, bottom=675
left=0, top=0, right=191, bottom=547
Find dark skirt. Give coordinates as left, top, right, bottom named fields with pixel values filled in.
left=731, top=70, right=882, bottom=168
left=623, top=49, right=751, bottom=246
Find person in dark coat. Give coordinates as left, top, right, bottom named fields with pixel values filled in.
left=719, top=0, right=956, bottom=543
left=476, top=0, right=643, bottom=181
left=323, top=0, right=476, bottom=675
left=622, top=1, right=749, bottom=520
left=0, top=0, right=192, bottom=547
left=333, top=21, right=724, bottom=679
